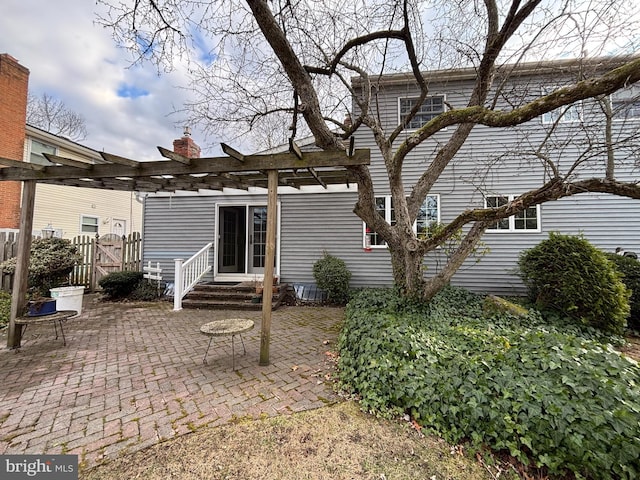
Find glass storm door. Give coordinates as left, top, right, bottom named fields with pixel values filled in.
left=218, top=206, right=246, bottom=273
left=217, top=205, right=273, bottom=276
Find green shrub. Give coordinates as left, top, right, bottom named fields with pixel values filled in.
left=129, top=280, right=162, bottom=301
left=518, top=233, right=629, bottom=335
left=607, top=253, right=640, bottom=330
left=312, top=251, right=352, bottom=304
left=0, top=290, right=11, bottom=329
left=0, top=237, right=82, bottom=298
left=99, top=271, right=144, bottom=299
left=338, top=287, right=640, bottom=480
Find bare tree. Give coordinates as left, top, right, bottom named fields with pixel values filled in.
left=97, top=0, right=640, bottom=300
left=27, top=93, right=88, bottom=142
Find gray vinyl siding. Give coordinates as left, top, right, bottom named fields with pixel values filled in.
left=142, top=195, right=217, bottom=284
left=348, top=70, right=640, bottom=295
left=142, top=66, right=640, bottom=295
left=280, top=191, right=393, bottom=288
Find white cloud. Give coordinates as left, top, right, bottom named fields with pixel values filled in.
left=0, top=0, right=208, bottom=161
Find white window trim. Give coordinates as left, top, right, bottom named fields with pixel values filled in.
left=398, top=95, right=446, bottom=131
left=27, top=138, right=57, bottom=165
left=363, top=194, right=440, bottom=249
left=80, top=214, right=100, bottom=235
left=485, top=195, right=541, bottom=233
left=541, top=86, right=583, bottom=124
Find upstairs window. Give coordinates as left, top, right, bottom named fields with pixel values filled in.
left=399, top=96, right=445, bottom=129
left=541, top=86, right=582, bottom=124
left=612, top=99, right=640, bottom=121
left=364, top=195, right=440, bottom=248
left=485, top=195, right=540, bottom=232
left=611, top=86, right=640, bottom=121
left=29, top=139, right=56, bottom=165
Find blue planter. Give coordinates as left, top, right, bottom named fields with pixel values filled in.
left=27, top=298, right=57, bottom=316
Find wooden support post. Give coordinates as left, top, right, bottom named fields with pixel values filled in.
left=259, top=169, right=278, bottom=366
left=7, top=180, right=36, bottom=349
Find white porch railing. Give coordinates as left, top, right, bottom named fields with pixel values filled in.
left=173, top=243, right=213, bottom=311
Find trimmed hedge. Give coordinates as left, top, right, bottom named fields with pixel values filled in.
left=518, top=233, right=629, bottom=335
left=338, top=287, right=640, bottom=479
left=99, top=271, right=144, bottom=299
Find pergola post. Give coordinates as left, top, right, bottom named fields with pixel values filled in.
left=259, top=169, right=278, bottom=366
left=7, top=180, right=36, bottom=349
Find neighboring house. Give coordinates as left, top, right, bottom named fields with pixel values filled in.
left=0, top=53, right=142, bottom=239
left=25, top=125, right=143, bottom=239
left=142, top=57, right=640, bottom=296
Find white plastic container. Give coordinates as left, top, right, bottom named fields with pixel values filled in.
left=50, top=286, right=85, bottom=315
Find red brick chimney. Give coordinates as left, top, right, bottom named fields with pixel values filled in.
left=0, top=54, right=30, bottom=229
left=172, top=126, right=201, bottom=158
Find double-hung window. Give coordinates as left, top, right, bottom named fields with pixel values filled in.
left=364, top=195, right=440, bottom=248
left=485, top=195, right=540, bottom=232
left=80, top=215, right=99, bottom=234
left=399, top=96, right=445, bottom=129
left=541, top=86, right=582, bottom=124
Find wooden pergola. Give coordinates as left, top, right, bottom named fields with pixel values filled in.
left=0, top=144, right=370, bottom=365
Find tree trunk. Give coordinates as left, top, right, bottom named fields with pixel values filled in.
left=389, top=239, right=426, bottom=299
left=422, top=221, right=491, bottom=301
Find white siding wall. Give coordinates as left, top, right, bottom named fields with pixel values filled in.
left=33, top=185, right=142, bottom=239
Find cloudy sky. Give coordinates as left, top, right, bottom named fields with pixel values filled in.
left=1, top=0, right=215, bottom=160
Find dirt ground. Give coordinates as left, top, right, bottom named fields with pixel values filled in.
left=621, top=334, right=640, bottom=361
left=81, top=401, right=514, bottom=480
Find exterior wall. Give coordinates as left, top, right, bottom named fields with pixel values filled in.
left=24, top=129, right=143, bottom=239
left=32, top=184, right=142, bottom=239
left=0, top=54, right=29, bottom=229
left=142, top=190, right=392, bottom=287
left=349, top=65, right=640, bottom=295
left=280, top=191, right=393, bottom=287
left=143, top=195, right=217, bottom=283
left=143, top=61, right=640, bottom=295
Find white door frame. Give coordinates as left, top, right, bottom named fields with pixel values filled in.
left=214, top=201, right=281, bottom=282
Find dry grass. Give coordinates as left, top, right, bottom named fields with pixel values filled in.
left=81, top=402, right=512, bottom=480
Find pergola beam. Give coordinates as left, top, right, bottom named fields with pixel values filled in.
left=157, top=146, right=192, bottom=164
left=43, top=153, right=93, bottom=169
left=0, top=150, right=369, bottom=182
left=99, top=152, right=141, bottom=168
left=0, top=157, right=45, bottom=170
left=221, top=143, right=245, bottom=162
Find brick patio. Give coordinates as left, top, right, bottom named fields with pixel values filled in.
left=0, top=298, right=343, bottom=469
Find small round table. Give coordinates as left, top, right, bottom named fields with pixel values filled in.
left=14, top=310, right=77, bottom=346
left=200, top=318, right=255, bottom=370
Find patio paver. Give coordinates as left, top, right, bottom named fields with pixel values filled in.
left=0, top=299, right=342, bottom=470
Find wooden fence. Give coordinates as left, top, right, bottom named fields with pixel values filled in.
left=0, top=232, right=20, bottom=291
left=0, top=231, right=142, bottom=292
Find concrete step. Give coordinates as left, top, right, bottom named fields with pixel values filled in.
left=182, top=282, right=289, bottom=311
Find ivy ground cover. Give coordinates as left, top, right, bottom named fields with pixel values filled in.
left=337, top=287, right=640, bottom=479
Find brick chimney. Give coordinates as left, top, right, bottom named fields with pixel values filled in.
left=172, top=126, right=201, bottom=158
left=0, top=54, right=30, bottom=229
